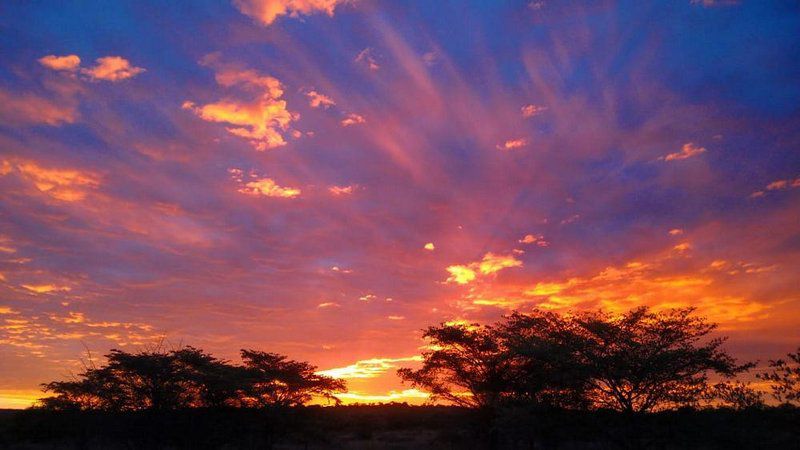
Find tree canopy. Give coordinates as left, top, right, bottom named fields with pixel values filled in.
left=39, top=346, right=345, bottom=411
left=400, top=306, right=754, bottom=412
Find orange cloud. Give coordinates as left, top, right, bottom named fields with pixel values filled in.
left=341, top=113, right=366, bottom=126
left=328, top=185, right=354, bottom=195
left=446, top=252, right=522, bottom=284
left=0, top=390, right=43, bottom=409
left=446, top=265, right=477, bottom=285
left=81, top=56, right=145, bottom=81
left=21, top=284, right=71, bottom=294
left=233, top=0, right=347, bottom=26
left=238, top=177, right=301, bottom=198
left=15, top=161, right=99, bottom=201
left=497, top=138, right=527, bottom=150
left=464, top=246, right=773, bottom=329
left=519, top=234, right=548, bottom=247
left=424, top=242, right=435, bottom=251
left=317, top=302, right=340, bottom=308
left=38, top=54, right=81, bottom=71
left=750, top=176, right=800, bottom=198
left=521, top=104, right=547, bottom=118
left=184, top=67, right=297, bottom=150
left=318, top=356, right=422, bottom=379
left=306, top=90, right=335, bottom=108
left=673, top=242, right=692, bottom=252
left=661, top=142, right=706, bottom=161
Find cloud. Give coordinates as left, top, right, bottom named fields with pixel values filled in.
left=669, top=228, right=684, bottom=236
left=21, top=284, right=71, bottom=294
left=355, top=47, right=379, bottom=70
left=387, top=315, right=404, bottom=320
left=14, top=161, right=99, bottom=201
left=672, top=242, right=692, bottom=253
left=0, top=90, right=78, bottom=126
left=446, top=252, right=522, bottom=284
left=317, top=302, right=340, bottom=308
left=496, top=138, right=527, bottom=150
left=328, top=185, right=354, bottom=195
left=39, top=54, right=144, bottom=82
left=233, top=0, right=347, bottom=26
left=333, top=389, right=429, bottom=404
left=661, top=142, right=706, bottom=161
left=184, top=64, right=297, bottom=150
left=317, top=356, right=422, bottom=379
left=445, top=265, right=477, bottom=285
left=424, top=242, right=435, bottom=251
left=306, top=90, right=335, bottom=108
left=38, top=54, right=81, bottom=72
left=750, top=176, right=800, bottom=198
left=238, top=177, right=301, bottom=198
left=341, top=113, right=365, bottom=126
left=521, top=104, right=547, bottom=118
left=81, top=56, right=145, bottom=82
left=478, top=253, right=523, bottom=274
left=518, top=234, right=548, bottom=247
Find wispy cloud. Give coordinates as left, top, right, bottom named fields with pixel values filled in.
left=318, top=356, right=422, bottom=379
left=660, top=142, right=706, bottom=161
left=355, top=47, right=380, bottom=70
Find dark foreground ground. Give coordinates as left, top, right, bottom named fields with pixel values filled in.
left=1, top=405, right=798, bottom=449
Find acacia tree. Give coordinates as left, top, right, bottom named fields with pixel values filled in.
left=39, top=346, right=345, bottom=410
left=397, top=323, right=513, bottom=409
left=400, top=307, right=751, bottom=413
left=500, top=310, right=593, bottom=409
left=571, top=307, right=752, bottom=412
left=239, top=350, right=345, bottom=407
left=706, top=381, right=765, bottom=410
left=757, top=347, right=800, bottom=405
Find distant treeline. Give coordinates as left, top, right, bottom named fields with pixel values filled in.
left=36, top=306, right=799, bottom=413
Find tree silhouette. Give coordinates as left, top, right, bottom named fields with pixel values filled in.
left=397, top=323, right=513, bottom=408
left=569, top=307, right=752, bottom=412
left=400, top=307, right=750, bottom=412
left=39, top=346, right=345, bottom=410
left=757, top=347, right=800, bottom=405
left=500, top=310, right=593, bottom=409
left=238, top=350, right=346, bottom=407
left=706, top=381, right=765, bottom=410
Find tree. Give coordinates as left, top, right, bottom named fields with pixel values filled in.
left=397, top=323, right=513, bottom=409
left=706, top=381, right=765, bottom=410
left=499, top=310, right=593, bottom=409
left=757, top=347, right=800, bottom=405
left=38, top=345, right=344, bottom=410
left=570, top=307, right=752, bottom=412
left=239, top=350, right=346, bottom=407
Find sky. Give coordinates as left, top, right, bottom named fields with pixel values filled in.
left=1, top=0, right=799, bottom=408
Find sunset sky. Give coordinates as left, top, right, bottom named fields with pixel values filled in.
left=1, top=0, right=799, bottom=408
